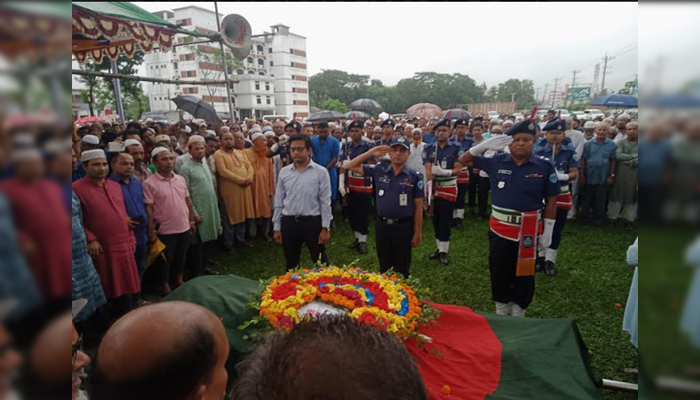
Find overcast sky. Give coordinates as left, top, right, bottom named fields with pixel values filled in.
left=135, top=2, right=641, bottom=96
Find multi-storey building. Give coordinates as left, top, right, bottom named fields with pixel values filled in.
left=145, top=6, right=310, bottom=121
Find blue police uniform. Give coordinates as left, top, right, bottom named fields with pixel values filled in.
left=362, top=137, right=424, bottom=277
left=533, top=121, right=580, bottom=275
left=341, top=120, right=376, bottom=253
left=474, top=119, right=560, bottom=311
left=422, top=119, right=462, bottom=263
left=450, top=132, right=475, bottom=228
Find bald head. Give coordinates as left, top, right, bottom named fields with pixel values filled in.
left=31, top=313, right=72, bottom=384
left=93, top=302, right=229, bottom=400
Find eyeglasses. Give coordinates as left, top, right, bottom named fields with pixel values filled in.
left=72, top=334, right=84, bottom=366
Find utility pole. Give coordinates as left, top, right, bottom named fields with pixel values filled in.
left=214, top=2, right=235, bottom=123
left=511, top=92, right=516, bottom=103
left=541, top=83, right=549, bottom=104
left=569, top=70, right=580, bottom=106
left=601, top=53, right=614, bottom=95
left=553, top=76, right=562, bottom=108
left=535, top=87, right=541, bottom=102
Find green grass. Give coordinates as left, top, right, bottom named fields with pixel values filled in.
left=212, top=211, right=639, bottom=400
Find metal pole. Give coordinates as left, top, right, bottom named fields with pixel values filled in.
left=601, top=379, right=638, bottom=393
left=111, top=60, right=125, bottom=123
left=72, top=69, right=238, bottom=86
left=214, top=1, right=235, bottom=123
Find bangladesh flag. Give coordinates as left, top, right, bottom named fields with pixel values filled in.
left=167, top=275, right=602, bottom=400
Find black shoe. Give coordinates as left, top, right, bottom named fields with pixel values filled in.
left=455, top=219, right=464, bottom=231
left=439, top=252, right=450, bottom=265
left=535, top=257, right=545, bottom=273
left=451, top=218, right=457, bottom=228
left=428, top=250, right=440, bottom=261
left=358, top=242, right=368, bottom=254
left=544, top=261, right=557, bottom=276
left=348, top=239, right=359, bottom=250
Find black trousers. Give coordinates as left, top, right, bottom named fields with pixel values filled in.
left=467, top=168, right=477, bottom=208
left=638, top=183, right=663, bottom=223
left=281, top=215, right=328, bottom=270
left=580, top=184, right=608, bottom=223
left=456, top=182, right=468, bottom=212
left=550, top=208, right=569, bottom=250
left=157, top=231, right=191, bottom=288
left=478, top=176, right=491, bottom=218
left=376, top=218, right=414, bottom=278
left=347, top=192, right=372, bottom=235
left=432, top=198, right=455, bottom=242
left=488, top=231, right=535, bottom=309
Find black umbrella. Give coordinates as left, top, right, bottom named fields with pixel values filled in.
left=441, top=109, right=472, bottom=120
left=350, top=98, right=382, bottom=111
left=343, top=111, right=369, bottom=120
left=170, top=95, right=222, bottom=123
left=306, top=110, right=345, bottom=123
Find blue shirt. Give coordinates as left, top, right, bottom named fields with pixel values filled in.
left=450, top=137, right=475, bottom=155
left=422, top=132, right=436, bottom=144
left=534, top=141, right=580, bottom=175
left=474, top=153, right=561, bottom=212
left=311, top=135, right=340, bottom=201
left=422, top=142, right=461, bottom=169
left=72, top=165, right=86, bottom=182
left=109, top=174, right=148, bottom=246
left=362, top=163, right=424, bottom=219
left=638, top=138, right=671, bottom=185
left=582, top=138, right=617, bottom=185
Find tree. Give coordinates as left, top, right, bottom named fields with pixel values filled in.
left=617, top=80, right=636, bottom=95
left=308, top=69, right=371, bottom=108
left=192, top=44, right=242, bottom=108
left=496, top=79, right=536, bottom=109
left=77, top=60, right=100, bottom=116
left=321, top=98, right=349, bottom=113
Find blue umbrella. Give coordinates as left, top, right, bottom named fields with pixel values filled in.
left=645, top=94, right=700, bottom=108
left=590, top=94, right=638, bottom=108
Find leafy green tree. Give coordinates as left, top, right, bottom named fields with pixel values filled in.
left=496, top=79, right=536, bottom=109
left=322, top=98, right=349, bottom=113
left=192, top=45, right=242, bottom=108
left=617, top=80, right=636, bottom=95
left=309, top=69, right=371, bottom=108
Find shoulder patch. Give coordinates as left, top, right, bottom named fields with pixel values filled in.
left=417, top=180, right=424, bottom=190
left=549, top=173, right=558, bottom=183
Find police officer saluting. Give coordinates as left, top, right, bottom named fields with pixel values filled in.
left=458, top=118, right=560, bottom=317
left=339, top=116, right=375, bottom=254
left=344, top=137, right=424, bottom=278
left=534, top=116, right=579, bottom=276
left=423, top=113, right=463, bottom=265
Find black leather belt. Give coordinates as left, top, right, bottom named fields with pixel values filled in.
left=283, top=215, right=319, bottom=222
left=377, top=216, right=412, bottom=225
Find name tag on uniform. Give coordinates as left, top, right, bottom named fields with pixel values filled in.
left=400, top=193, right=408, bottom=206
left=441, top=160, right=447, bottom=168
left=498, top=169, right=512, bottom=175
left=498, top=181, right=505, bottom=189
left=379, top=176, right=390, bottom=184
left=378, top=190, right=385, bottom=197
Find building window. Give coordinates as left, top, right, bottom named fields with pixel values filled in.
left=257, top=45, right=263, bottom=52
left=266, top=96, right=271, bottom=105
left=257, top=96, right=262, bottom=105
left=255, top=81, right=260, bottom=90
left=257, top=58, right=264, bottom=66
left=259, top=72, right=265, bottom=76
left=269, top=48, right=272, bottom=53
left=265, top=82, right=270, bottom=91
left=269, top=61, right=273, bottom=66
left=290, top=49, right=294, bottom=54
left=248, top=70, right=255, bottom=74
left=237, top=69, right=244, bottom=75
left=173, top=62, right=178, bottom=70
left=293, top=100, right=297, bottom=105
left=247, top=57, right=253, bottom=64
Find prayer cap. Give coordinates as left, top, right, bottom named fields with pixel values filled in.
left=81, top=149, right=106, bottom=162
left=81, top=135, right=99, bottom=145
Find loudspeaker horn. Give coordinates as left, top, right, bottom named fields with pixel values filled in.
left=220, top=14, right=251, bottom=50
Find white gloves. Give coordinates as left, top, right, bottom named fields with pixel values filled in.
left=469, top=135, right=514, bottom=156
left=278, top=135, right=289, bottom=145
left=339, top=174, right=347, bottom=197
left=270, top=143, right=280, bottom=153
left=362, top=136, right=371, bottom=143
left=426, top=180, right=433, bottom=205
left=557, top=173, right=570, bottom=182
left=539, top=218, right=556, bottom=249
left=431, top=166, right=452, bottom=177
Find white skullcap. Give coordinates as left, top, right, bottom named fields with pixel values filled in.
left=155, top=134, right=171, bottom=143
left=206, top=129, right=216, bottom=137
left=412, top=128, right=422, bottom=134
left=199, top=122, right=208, bottom=127
left=490, top=118, right=499, bottom=124
left=81, top=149, right=106, bottom=163
left=187, top=135, right=205, bottom=146
left=124, top=139, right=142, bottom=148
left=264, top=130, right=276, bottom=138
left=251, top=132, right=264, bottom=142
left=373, top=126, right=382, bottom=132
left=11, top=148, right=42, bottom=162
left=81, top=135, right=99, bottom=145
left=262, top=126, right=273, bottom=134
left=249, top=124, right=262, bottom=135
left=503, top=120, right=514, bottom=126
left=405, top=124, right=415, bottom=130
left=145, top=118, right=154, bottom=123
left=147, top=127, right=155, bottom=134
left=617, top=113, right=631, bottom=120
left=151, top=146, right=171, bottom=159
left=515, top=116, right=524, bottom=121
left=584, top=121, right=597, bottom=129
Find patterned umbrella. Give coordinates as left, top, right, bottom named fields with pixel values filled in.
left=74, top=116, right=103, bottom=125
left=405, top=103, right=443, bottom=119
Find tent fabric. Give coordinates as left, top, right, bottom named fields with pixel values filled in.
left=72, top=2, right=178, bottom=64
left=165, top=275, right=602, bottom=400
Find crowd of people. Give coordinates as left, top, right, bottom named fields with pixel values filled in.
left=0, top=106, right=648, bottom=399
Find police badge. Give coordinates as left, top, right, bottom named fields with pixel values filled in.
left=523, top=235, right=534, bottom=249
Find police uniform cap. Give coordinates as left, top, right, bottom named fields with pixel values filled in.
left=433, top=117, right=451, bottom=131
left=542, top=118, right=565, bottom=132
left=452, top=113, right=471, bottom=129
left=347, top=119, right=364, bottom=130
left=389, top=137, right=410, bottom=149
left=380, top=119, right=396, bottom=128
left=505, top=119, right=538, bottom=136
left=285, top=120, right=303, bottom=134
